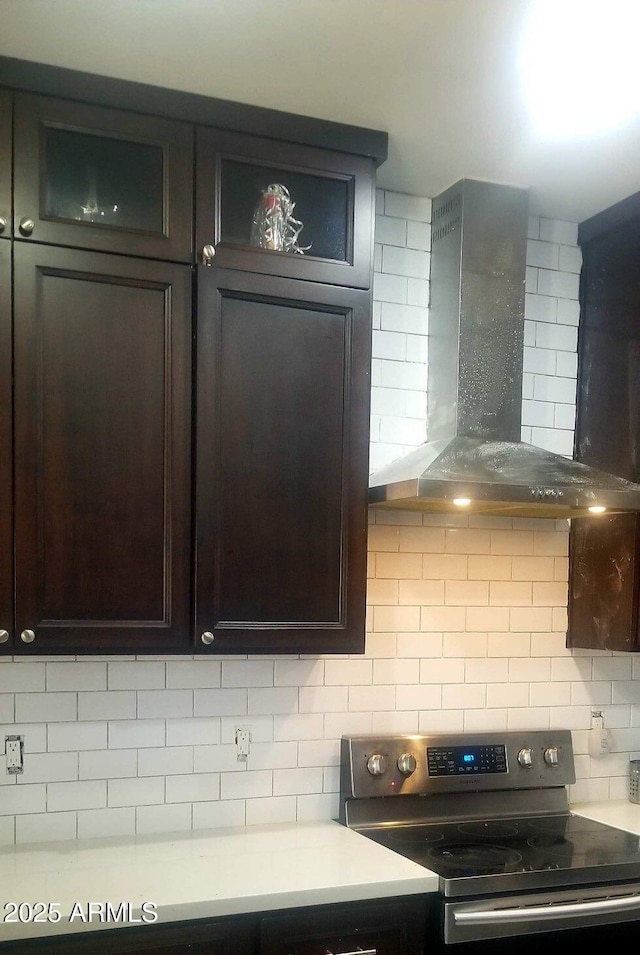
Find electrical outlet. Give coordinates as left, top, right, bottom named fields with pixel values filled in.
left=5, top=735, right=24, bottom=775
left=235, top=728, right=251, bottom=762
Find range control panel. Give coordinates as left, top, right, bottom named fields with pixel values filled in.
left=340, top=730, right=575, bottom=800
left=427, top=743, right=507, bottom=777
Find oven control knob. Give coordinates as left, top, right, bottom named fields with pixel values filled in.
left=517, top=747, right=533, bottom=767
left=397, top=753, right=417, bottom=776
left=366, top=754, right=388, bottom=776
left=544, top=746, right=559, bottom=767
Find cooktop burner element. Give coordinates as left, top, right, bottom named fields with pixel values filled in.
left=427, top=843, right=524, bottom=876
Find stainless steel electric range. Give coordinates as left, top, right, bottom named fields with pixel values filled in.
left=339, top=731, right=640, bottom=949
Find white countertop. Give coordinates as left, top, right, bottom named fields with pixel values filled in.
left=3, top=801, right=638, bottom=944
left=571, top=799, right=640, bottom=835
left=0, top=820, right=437, bottom=943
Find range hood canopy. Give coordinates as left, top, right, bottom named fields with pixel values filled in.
left=369, top=178, right=640, bottom=518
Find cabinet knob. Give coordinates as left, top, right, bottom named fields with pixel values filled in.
left=18, top=218, right=35, bottom=236
left=0, top=216, right=7, bottom=234
left=0, top=630, right=9, bottom=644
left=201, top=631, right=214, bottom=645
left=20, top=629, right=36, bottom=644
left=201, top=244, right=216, bottom=266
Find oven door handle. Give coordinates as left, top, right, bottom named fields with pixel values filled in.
left=455, top=893, right=640, bottom=925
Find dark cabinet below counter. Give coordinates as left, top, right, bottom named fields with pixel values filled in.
left=0, top=897, right=428, bottom=955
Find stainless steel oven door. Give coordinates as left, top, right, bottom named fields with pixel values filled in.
left=444, top=882, right=640, bottom=944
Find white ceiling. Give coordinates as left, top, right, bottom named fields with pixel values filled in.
left=2, top=0, right=640, bottom=224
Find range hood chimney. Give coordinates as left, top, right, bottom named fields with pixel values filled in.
left=369, top=179, right=640, bottom=518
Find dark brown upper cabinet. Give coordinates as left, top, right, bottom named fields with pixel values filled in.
left=0, top=55, right=385, bottom=656
left=9, top=244, right=192, bottom=654
left=196, top=128, right=375, bottom=289
left=568, top=196, right=640, bottom=651
left=0, top=241, right=11, bottom=651
left=0, top=91, right=10, bottom=237
left=13, top=94, right=193, bottom=261
left=194, top=268, right=371, bottom=653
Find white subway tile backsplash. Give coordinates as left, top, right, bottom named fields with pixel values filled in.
left=47, top=662, right=106, bottom=691
left=0, top=697, right=14, bottom=724
left=0, top=664, right=45, bottom=692
left=192, top=799, right=245, bottom=830
left=248, top=741, right=297, bottom=771
left=2, top=196, right=630, bottom=844
left=0, top=784, right=46, bottom=815
left=246, top=795, right=297, bottom=825
left=138, top=746, right=193, bottom=777
left=220, top=770, right=272, bottom=801
left=540, top=218, right=578, bottom=245
left=136, top=802, right=192, bottom=834
left=19, top=752, right=77, bottom=784
left=273, top=767, right=323, bottom=796
left=373, top=272, right=408, bottom=304
left=407, top=220, right=430, bottom=251
left=16, top=693, right=76, bottom=723
left=78, top=690, right=135, bottom=721
left=16, top=812, right=77, bottom=843
left=108, top=719, right=165, bottom=749
left=79, top=749, right=137, bottom=780
left=274, top=713, right=324, bottom=741
left=382, top=245, right=430, bottom=280
left=137, top=689, right=193, bottom=719
left=47, top=721, right=106, bottom=752
left=77, top=807, right=135, bottom=839
left=165, top=773, right=219, bottom=803
left=194, top=688, right=248, bottom=717
left=48, top=780, right=106, bottom=812
left=109, top=661, right=166, bottom=689
left=166, top=717, right=221, bottom=747
left=375, top=214, right=407, bottom=246
left=0, top=816, right=13, bottom=846
left=384, top=192, right=431, bottom=222
left=537, top=268, right=580, bottom=300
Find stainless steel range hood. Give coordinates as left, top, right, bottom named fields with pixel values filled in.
left=369, top=179, right=640, bottom=518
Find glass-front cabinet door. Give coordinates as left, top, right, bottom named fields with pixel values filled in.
left=0, top=91, right=10, bottom=238
left=196, top=128, right=375, bottom=288
left=13, top=94, right=193, bottom=261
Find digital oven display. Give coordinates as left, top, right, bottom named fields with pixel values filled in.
left=426, top=744, right=507, bottom=776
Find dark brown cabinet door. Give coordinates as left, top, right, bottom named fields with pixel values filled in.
left=195, top=267, right=370, bottom=653
left=0, top=91, right=10, bottom=235
left=260, top=898, right=426, bottom=955
left=196, top=128, right=375, bottom=288
left=568, top=212, right=640, bottom=651
left=0, top=240, right=11, bottom=649
left=10, top=244, right=192, bottom=654
left=13, top=94, right=193, bottom=262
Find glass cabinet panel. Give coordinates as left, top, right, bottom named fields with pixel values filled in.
left=43, top=127, right=163, bottom=234
left=220, top=159, right=349, bottom=262
left=196, top=128, right=374, bottom=288
left=14, top=95, right=192, bottom=261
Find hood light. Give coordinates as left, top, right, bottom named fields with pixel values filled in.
left=453, top=498, right=472, bottom=507
left=588, top=505, right=607, bottom=514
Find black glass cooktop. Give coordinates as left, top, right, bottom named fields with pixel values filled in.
left=358, top=813, right=640, bottom=898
